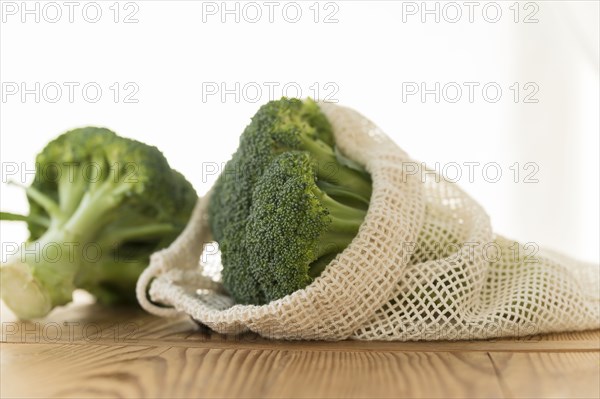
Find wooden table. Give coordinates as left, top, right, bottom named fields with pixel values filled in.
left=1, top=297, right=599, bottom=399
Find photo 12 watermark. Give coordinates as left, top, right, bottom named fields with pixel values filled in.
left=1, top=161, right=141, bottom=185
left=1, top=82, right=140, bottom=104
left=400, top=1, right=540, bottom=24
left=1, top=239, right=152, bottom=265
left=2, top=321, right=140, bottom=343
left=400, top=239, right=540, bottom=265
left=199, top=238, right=541, bottom=268
left=201, top=81, right=339, bottom=103
left=155, top=160, right=541, bottom=185
left=1, top=1, right=140, bottom=23
left=200, top=1, right=340, bottom=24
left=401, top=81, right=540, bottom=104
left=401, top=161, right=540, bottom=184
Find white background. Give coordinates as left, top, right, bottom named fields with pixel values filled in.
left=1, top=0, right=598, bottom=263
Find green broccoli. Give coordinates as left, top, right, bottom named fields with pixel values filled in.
left=0, top=127, right=197, bottom=319
left=246, top=151, right=367, bottom=303
left=209, top=98, right=371, bottom=304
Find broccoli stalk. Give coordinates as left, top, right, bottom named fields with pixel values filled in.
left=1, top=127, right=197, bottom=319
left=312, top=189, right=366, bottom=256
left=2, top=239, right=78, bottom=320
left=292, top=132, right=372, bottom=205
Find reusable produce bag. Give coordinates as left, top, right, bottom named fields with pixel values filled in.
left=137, top=103, right=600, bottom=340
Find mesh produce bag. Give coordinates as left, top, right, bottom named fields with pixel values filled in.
left=136, top=103, right=600, bottom=341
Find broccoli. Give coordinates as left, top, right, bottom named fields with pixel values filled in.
left=209, top=98, right=371, bottom=304
left=0, top=127, right=197, bottom=319
left=246, top=151, right=367, bottom=303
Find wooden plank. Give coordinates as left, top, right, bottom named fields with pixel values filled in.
left=0, top=342, right=506, bottom=399
left=489, top=351, right=600, bottom=399
left=265, top=350, right=504, bottom=399
left=2, top=303, right=599, bottom=351
left=3, top=342, right=598, bottom=398
left=0, top=343, right=165, bottom=398
left=2, top=301, right=599, bottom=398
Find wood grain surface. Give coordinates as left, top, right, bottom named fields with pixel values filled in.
left=1, top=298, right=599, bottom=398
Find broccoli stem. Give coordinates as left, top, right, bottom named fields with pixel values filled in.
left=75, top=258, right=149, bottom=305
left=62, top=179, right=132, bottom=238
left=1, top=228, right=80, bottom=319
left=308, top=252, right=337, bottom=278
left=319, top=192, right=367, bottom=229
left=297, top=134, right=372, bottom=204
left=308, top=194, right=366, bottom=276
left=1, top=177, right=134, bottom=319
left=317, top=180, right=370, bottom=210
left=0, top=211, right=50, bottom=227
left=316, top=232, right=358, bottom=258
left=9, top=181, right=64, bottom=222
left=58, top=166, right=88, bottom=215
left=312, top=189, right=366, bottom=258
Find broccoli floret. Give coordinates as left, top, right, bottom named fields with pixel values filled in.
left=245, top=97, right=372, bottom=206
left=246, top=152, right=366, bottom=302
left=209, top=98, right=371, bottom=304
left=0, top=127, right=197, bottom=318
left=210, top=98, right=370, bottom=241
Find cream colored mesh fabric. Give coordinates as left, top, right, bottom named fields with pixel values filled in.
left=136, top=103, right=600, bottom=340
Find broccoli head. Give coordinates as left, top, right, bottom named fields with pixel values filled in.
left=246, top=152, right=366, bottom=303
left=209, top=98, right=371, bottom=304
left=0, top=127, right=197, bottom=318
